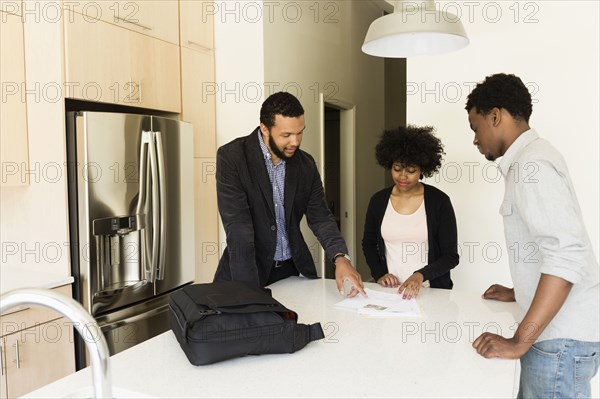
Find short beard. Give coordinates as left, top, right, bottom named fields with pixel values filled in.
left=268, top=132, right=298, bottom=160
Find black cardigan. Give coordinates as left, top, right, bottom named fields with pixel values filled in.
left=361, top=184, right=459, bottom=289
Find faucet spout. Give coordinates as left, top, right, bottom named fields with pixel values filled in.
left=0, top=288, right=112, bottom=398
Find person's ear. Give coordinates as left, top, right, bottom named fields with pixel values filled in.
left=491, top=108, right=501, bottom=126
left=259, top=123, right=269, bottom=135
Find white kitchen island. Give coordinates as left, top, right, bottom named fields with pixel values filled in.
left=25, top=277, right=520, bottom=398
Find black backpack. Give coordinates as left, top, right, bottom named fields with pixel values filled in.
left=168, top=281, right=325, bottom=365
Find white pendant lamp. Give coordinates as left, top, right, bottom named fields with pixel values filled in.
left=362, top=0, right=469, bottom=58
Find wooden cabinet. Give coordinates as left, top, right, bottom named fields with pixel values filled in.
left=180, top=0, right=214, bottom=51
left=179, top=1, right=218, bottom=282
left=64, top=10, right=181, bottom=112
left=182, top=48, right=219, bottom=282
left=0, top=9, right=29, bottom=186
left=181, top=48, right=216, bottom=158
left=68, top=0, right=179, bottom=44
left=0, top=285, right=75, bottom=399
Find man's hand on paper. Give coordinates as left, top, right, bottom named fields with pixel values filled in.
left=334, top=258, right=367, bottom=298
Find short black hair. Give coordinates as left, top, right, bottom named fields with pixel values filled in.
left=260, top=92, right=304, bottom=129
left=375, top=125, right=445, bottom=178
left=465, top=73, right=533, bottom=122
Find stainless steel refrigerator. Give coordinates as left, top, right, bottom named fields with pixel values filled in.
left=66, top=111, right=195, bottom=368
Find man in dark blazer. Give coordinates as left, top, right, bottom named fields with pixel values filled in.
left=214, top=92, right=365, bottom=297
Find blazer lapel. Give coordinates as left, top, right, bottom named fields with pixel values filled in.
left=245, top=130, right=276, bottom=219
left=284, top=155, right=298, bottom=225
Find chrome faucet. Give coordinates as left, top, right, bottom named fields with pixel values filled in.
left=0, top=288, right=112, bottom=398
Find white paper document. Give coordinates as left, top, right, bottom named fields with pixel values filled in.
left=334, top=288, right=422, bottom=318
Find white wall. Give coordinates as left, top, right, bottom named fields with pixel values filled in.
left=214, top=0, right=599, bottom=295
left=214, top=0, right=389, bottom=279
left=262, top=0, right=387, bottom=278
left=213, top=1, right=265, bottom=147
left=410, top=4, right=600, bottom=392
left=213, top=0, right=266, bottom=271
left=407, top=1, right=599, bottom=293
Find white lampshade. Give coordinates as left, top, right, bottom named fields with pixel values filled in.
left=362, top=0, right=469, bottom=57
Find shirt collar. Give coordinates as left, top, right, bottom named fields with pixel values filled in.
left=257, top=128, right=284, bottom=166
left=498, top=129, right=538, bottom=176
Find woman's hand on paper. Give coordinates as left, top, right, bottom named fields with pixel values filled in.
left=377, top=273, right=400, bottom=288
left=398, top=272, right=424, bottom=299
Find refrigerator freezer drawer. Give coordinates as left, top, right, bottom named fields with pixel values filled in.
left=96, top=293, right=173, bottom=356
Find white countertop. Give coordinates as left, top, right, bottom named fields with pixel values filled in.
left=1, top=264, right=73, bottom=295
left=25, top=277, right=520, bottom=398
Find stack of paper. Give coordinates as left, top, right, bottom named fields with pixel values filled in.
left=334, top=288, right=422, bottom=318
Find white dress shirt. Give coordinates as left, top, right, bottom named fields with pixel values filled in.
left=498, top=129, right=599, bottom=342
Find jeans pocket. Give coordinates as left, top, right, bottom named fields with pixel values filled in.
left=529, top=341, right=562, bottom=358
left=575, top=353, right=599, bottom=377
left=574, top=352, right=599, bottom=388
left=519, top=341, right=563, bottom=398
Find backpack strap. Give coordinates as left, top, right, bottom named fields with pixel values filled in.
left=309, top=323, right=325, bottom=341
left=290, top=322, right=325, bottom=352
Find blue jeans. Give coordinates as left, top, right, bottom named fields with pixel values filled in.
left=518, top=339, right=600, bottom=399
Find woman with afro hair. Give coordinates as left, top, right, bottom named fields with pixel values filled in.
left=362, top=125, right=459, bottom=298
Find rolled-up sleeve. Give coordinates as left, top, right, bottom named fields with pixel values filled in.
left=515, top=160, right=588, bottom=284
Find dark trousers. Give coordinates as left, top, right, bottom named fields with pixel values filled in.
left=266, top=259, right=299, bottom=285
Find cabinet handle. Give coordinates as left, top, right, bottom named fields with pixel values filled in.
left=1, top=305, right=29, bottom=316
left=3, top=10, right=21, bottom=17
left=115, top=16, right=153, bottom=31
left=13, top=339, right=20, bottom=369
left=1, top=343, right=4, bottom=376
left=187, top=40, right=212, bottom=51
left=128, top=78, right=133, bottom=103
left=127, top=78, right=142, bottom=103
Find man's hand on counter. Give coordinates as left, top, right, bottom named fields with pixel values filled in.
left=482, top=284, right=515, bottom=302
left=472, top=333, right=530, bottom=360
left=334, top=258, right=367, bottom=298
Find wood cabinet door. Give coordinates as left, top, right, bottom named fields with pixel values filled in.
left=181, top=47, right=219, bottom=282
left=64, top=11, right=181, bottom=112
left=129, top=30, right=182, bottom=112
left=64, top=11, right=132, bottom=106
left=69, top=0, right=179, bottom=44
left=180, top=0, right=214, bottom=51
left=1, top=339, right=7, bottom=399
left=181, top=47, right=215, bottom=158
left=0, top=10, right=29, bottom=186
left=3, top=318, right=75, bottom=398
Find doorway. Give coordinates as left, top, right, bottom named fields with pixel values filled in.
left=321, top=98, right=356, bottom=279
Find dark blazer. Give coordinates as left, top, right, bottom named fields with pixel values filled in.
left=214, top=129, right=348, bottom=287
left=362, top=184, right=459, bottom=289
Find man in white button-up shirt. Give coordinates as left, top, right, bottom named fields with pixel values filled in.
left=466, top=73, right=599, bottom=398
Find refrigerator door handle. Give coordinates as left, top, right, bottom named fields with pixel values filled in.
left=154, top=131, right=167, bottom=281
left=135, top=132, right=149, bottom=216
left=135, top=131, right=153, bottom=286
left=145, top=130, right=160, bottom=284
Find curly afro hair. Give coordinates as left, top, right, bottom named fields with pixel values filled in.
left=466, top=73, right=532, bottom=122
left=375, top=125, right=445, bottom=178
left=260, top=91, right=304, bottom=129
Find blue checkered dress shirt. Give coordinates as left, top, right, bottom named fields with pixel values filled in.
left=258, top=130, right=291, bottom=261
